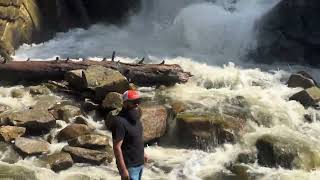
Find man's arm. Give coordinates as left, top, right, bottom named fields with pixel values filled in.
left=113, top=139, right=129, bottom=179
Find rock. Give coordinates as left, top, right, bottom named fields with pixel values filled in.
left=62, top=145, right=110, bottom=165
left=287, top=73, right=316, bottom=89
left=170, top=101, right=186, bottom=114
left=256, top=0, right=320, bottom=65
left=68, top=134, right=109, bottom=149
left=175, top=112, right=244, bottom=149
left=28, top=85, right=51, bottom=95
left=10, top=89, right=25, bottom=98
left=227, top=163, right=263, bottom=180
left=3, top=109, right=56, bottom=134
left=50, top=104, right=81, bottom=122
left=101, top=92, right=123, bottom=111
left=236, top=152, right=256, bottom=164
left=32, top=95, right=60, bottom=111
left=255, top=135, right=320, bottom=170
left=42, top=152, right=73, bottom=172
left=57, top=124, right=93, bottom=142
left=0, top=126, right=26, bottom=142
left=64, top=69, right=86, bottom=90
left=14, top=137, right=49, bottom=156
left=73, top=116, right=95, bottom=129
left=65, top=65, right=129, bottom=101
left=0, top=145, right=22, bottom=164
left=289, top=87, right=320, bottom=107
left=81, top=99, right=99, bottom=113
left=140, top=105, right=169, bottom=143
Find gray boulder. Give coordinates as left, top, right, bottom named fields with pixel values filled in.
left=57, top=124, right=93, bottom=142
left=62, top=145, right=111, bottom=165
left=0, top=126, right=26, bottom=142
left=14, top=137, right=49, bottom=156
left=28, top=85, right=51, bottom=95
left=42, top=152, right=73, bottom=172
left=289, top=87, right=320, bottom=107
left=50, top=104, right=81, bottom=122
left=101, top=92, right=123, bottom=111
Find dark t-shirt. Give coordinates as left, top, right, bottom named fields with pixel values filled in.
left=111, top=108, right=144, bottom=168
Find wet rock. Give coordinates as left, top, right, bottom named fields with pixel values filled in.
left=57, top=124, right=93, bottom=142
left=81, top=99, right=99, bottom=113
left=0, top=126, right=26, bottom=142
left=65, top=65, right=129, bottom=101
left=101, top=92, right=123, bottom=111
left=28, top=85, right=51, bottom=95
left=50, top=104, right=81, bottom=122
left=287, top=73, right=316, bottom=89
left=42, top=152, right=73, bottom=172
left=141, top=105, right=169, bottom=143
left=227, top=163, right=263, bottom=180
left=170, top=101, right=186, bottom=114
left=289, top=87, right=320, bottom=107
left=62, top=145, right=110, bottom=165
left=0, top=163, right=37, bottom=180
left=32, top=95, right=60, bottom=111
left=14, top=137, right=49, bottom=156
left=176, top=112, right=244, bottom=149
left=10, top=89, right=25, bottom=98
left=68, top=134, right=109, bottom=149
left=4, top=109, right=56, bottom=134
left=129, top=83, right=137, bottom=90
left=0, top=145, right=22, bottom=164
left=236, top=152, right=256, bottom=164
left=255, top=135, right=320, bottom=170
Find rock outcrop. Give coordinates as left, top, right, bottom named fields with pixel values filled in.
left=256, top=0, right=320, bottom=65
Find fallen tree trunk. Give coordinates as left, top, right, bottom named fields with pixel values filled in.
left=0, top=60, right=192, bottom=86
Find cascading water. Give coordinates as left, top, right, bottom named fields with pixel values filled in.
left=5, top=0, right=320, bottom=179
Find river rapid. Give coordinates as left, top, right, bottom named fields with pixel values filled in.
left=5, top=0, right=320, bottom=179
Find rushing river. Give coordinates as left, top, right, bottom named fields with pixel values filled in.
left=7, top=0, right=320, bottom=179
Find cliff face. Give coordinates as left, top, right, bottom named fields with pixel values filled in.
left=256, top=0, right=320, bottom=65
left=0, top=0, right=41, bottom=60
left=0, top=0, right=141, bottom=60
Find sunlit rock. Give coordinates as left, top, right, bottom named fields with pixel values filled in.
left=28, top=85, right=51, bottom=96
left=289, top=87, right=320, bottom=107
left=68, top=134, right=109, bottom=150
left=0, top=126, right=25, bottom=142
left=101, top=92, right=123, bottom=111
left=14, top=137, right=49, bottom=156
left=50, top=104, right=81, bottom=122
left=141, top=105, right=170, bottom=143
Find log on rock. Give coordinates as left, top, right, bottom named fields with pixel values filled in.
left=0, top=60, right=192, bottom=86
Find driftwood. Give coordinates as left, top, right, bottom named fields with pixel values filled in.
left=0, top=60, right=192, bottom=86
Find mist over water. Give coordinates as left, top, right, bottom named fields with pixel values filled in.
left=10, top=0, right=320, bottom=179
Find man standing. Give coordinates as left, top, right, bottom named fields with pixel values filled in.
left=112, top=90, right=146, bottom=180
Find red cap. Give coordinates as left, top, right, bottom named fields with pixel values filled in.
left=123, top=90, right=141, bottom=101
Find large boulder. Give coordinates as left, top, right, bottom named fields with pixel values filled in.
left=62, top=145, right=111, bottom=165
left=287, top=72, right=316, bottom=89
left=14, top=137, right=49, bottom=156
left=57, top=124, right=93, bottom=142
left=175, top=112, right=245, bottom=149
left=28, top=85, right=51, bottom=96
left=3, top=109, right=56, bottom=134
left=42, top=152, right=73, bottom=172
left=289, top=87, right=320, bottom=107
left=0, top=126, right=26, bottom=142
left=68, top=134, right=109, bottom=149
left=256, top=0, right=320, bottom=65
left=65, top=66, right=129, bottom=101
left=255, top=134, right=320, bottom=170
left=140, top=105, right=169, bottom=143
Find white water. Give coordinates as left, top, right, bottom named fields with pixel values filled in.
left=8, top=0, right=320, bottom=179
